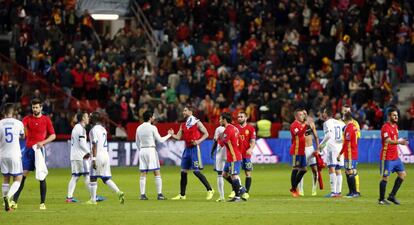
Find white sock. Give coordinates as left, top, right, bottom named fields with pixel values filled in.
left=7, top=181, right=21, bottom=199
left=140, top=176, right=146, bottom=195
left=105, top=179, right=120, bottom=193
left=89, top=182, right=97, bottom=202
left=2, top=183, right=9, bottom=197
left=154, top=176, right=162, bottom=194
left=336, top=174, right=343, bottom=194
left=298, top=178, right=304, bottom=194
left=217, top=175, right=224, bottom=199
left=329, top=173, right=337, bottom=193
left=67, top=176, right=79, bottom=198
left=312, top=172, right=317, bottom=193
left=84, top=175, right=90, bottom=191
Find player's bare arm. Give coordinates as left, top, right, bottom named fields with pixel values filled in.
left=193, top=121, right=209, bottom=145
left=171, top=127, right=183, bottom=140
left=37, top=134, right=56, bottom=148
left=210, top=140, right=218, bottom=159
left=310, top=122, right=319, bottom=151
left=91, top=143, right=97, bottom=169
left=246, top=139, right=256, bottom=155
left=385, top=137, right=408, bottom=146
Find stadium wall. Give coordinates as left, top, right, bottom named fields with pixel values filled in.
left=22, top=137, right=414, bottom=169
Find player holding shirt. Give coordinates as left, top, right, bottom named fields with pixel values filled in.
left=338, top=112, right=359, bottom=198
left=66, top=112, right=91, bottom=203
left=289, top=109, right=307, bottom=197
left=319, top=108, right=345, bottom=197
left=0, top=104, right=24, bottom=211
left=232, top=111, right=255, bottom=200
left=378, top=107, right=408, bottom=205
left=12, top=99, right=56, bottom=210
left=87, top=112, right=124, bottom=205
left=210, top=125, right=226, bottom=202
left=171, top=106, right=214, bottom=200
left=220, top=112, right=247, bottom=202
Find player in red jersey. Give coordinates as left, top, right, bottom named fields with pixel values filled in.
left=378, top=107, right=408, bottom=205
left=12, top=99, right=56, bottom=210
left=289, top=108, right=307, bottom=197
left=171, top=106, right=214, bottom=200
left=220, top=112, right=247, bottom=202
left=233, top=111, right=256, bottom=199
left=338, top=112, right=359, bottom=198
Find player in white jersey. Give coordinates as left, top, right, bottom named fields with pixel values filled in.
left=136, top=111, right=172, bottom=200
left=0, top=104, right=24, bottom=211
left=210, top=125, right=226, bottom=202
left=87, top=112, right=124, bottom=205
left=66, top=112, right=91, bottom=203
left=318, top=108, right=345, bottom=197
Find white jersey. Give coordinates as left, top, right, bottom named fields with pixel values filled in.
left=70, top=123, right=90, bottom=160
left=214, top=126, right=226, bottom=159
left=135, top=122, right=170, bottom=148
left=0, top=118, right=24, bottom=159
left=89, top=124, right=108, bottom=157
left=321, top=118, right=345, bottom=150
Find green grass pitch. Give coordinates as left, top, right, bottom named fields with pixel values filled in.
left=1, top=164, right=414, bottom=225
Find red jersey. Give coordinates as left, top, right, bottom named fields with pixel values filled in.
left=289, top=120, right=306, bottom=156
left=23, top=115, right=55, bottom=148
left=340, top=123, right=358, bottom=160
left=222, top=124, right=242, bottom=162
left=235, top=124, right=256, bottom=159
left=380, top=122, right=399, bottom=160
left=181, top=120, right=201, bottom=147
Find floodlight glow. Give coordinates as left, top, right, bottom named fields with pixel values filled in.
left=91, top=14, right=119, bottom=20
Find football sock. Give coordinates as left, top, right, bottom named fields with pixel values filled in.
left=40, top=180, right=47, bottom=204
left=180, top=172, right=187, bottom=196
left=291, top=169, right=299, bottom=188
left=329, top=173, right=337, bottom=193
left=217, top=175, right=224, bottom=199
left=336, top=173, right=342, bottom=193
left=379, top=180, right=387, bottom=200
left=105, top=180, right=120, bottom=193
left=67, top=176, right=79, bottom=198
left=89, top=182, right=97, bottom=202
left=346, top=174, right=351, bottom=193
left=13, top=175, right=26, bottom=202
left=84, top=175, right=90, bottom=191
left=7, top=181, right=21, bottom=199
left=390, top=177, right=403, bottom=197
left=245, top=177, right=252, bottom=193
left=225, top=176, right=233, bottom=185
left=155, top=176, right=162, bottom=194
left=355, top=174, right=360, bottom=192
left=294, top=170, right=307, bottom=189
left=231, top=179, right=241, bottom=197
left=193, top=171, right=212, bottom=191
left=140, top=176, right=146, bottom=195
left=298, top=178, right=304, bottom=194
left=2, top=183, right=9, bottom=197
left=312, top=172, right=318, bottom=192
left=348, top=174, right=356, bottom=194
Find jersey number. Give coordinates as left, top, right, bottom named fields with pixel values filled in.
left=103, top=133, right=108, bottom=148
left=4, top=127, right=13, bottom=143
left=334, top=126, right=341, bottom=141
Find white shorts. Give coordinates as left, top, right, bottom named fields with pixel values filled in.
left=71, top=160, right=90, bottom=176
left=90, top=154, right=112, bottom=178
left=214, top=146, right=227, bottom=172
left=139, top=147, right=160, bottom=172
left=0, top=158, right=23, bottom=176
left=326, top=145, right=344, bottom=169
left=305, top=146, right=317, bottom=166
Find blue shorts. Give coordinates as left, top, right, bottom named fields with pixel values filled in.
left=22, top=147, right=45, bottom=171
left=292, top=155, right=307, bottom=168
left=344, top=160, right=358, bottom=170
left=380, top=159, right=405, bottom=177
left=224, top=161, right=241, bottom=175
left=181, top=146, right=203, bottom=170
left=242, top=158, right=253, bottom=171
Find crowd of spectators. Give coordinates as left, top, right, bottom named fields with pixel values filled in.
left=1, top=0, right=414, bottom=134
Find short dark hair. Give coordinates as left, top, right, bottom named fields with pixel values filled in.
left=184, top=105, right=195, bottom=113
left=343, top=111, right=352, bottom=121
left=238, top=111, right=247, bottom=116
left=220, top=112, right=232, bottom=123
left=323, top=107, right=333, bottom=117
left=31, top=98, right=42, bottom=106
left=294, top=108, right=303, bottom=116
left=388, top=106, right=398, bottom=116
left=143, top=110, right=153, bottom=122
left=90, top=111, right=101, bottom=124
left=76, top=111, right=87, bottom=123
left=4, top=103, right=15, bottom=115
